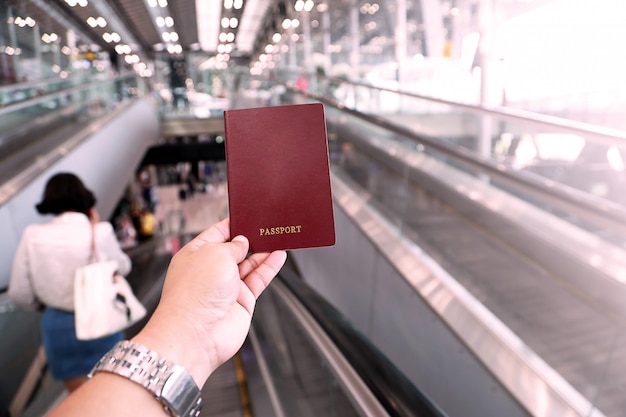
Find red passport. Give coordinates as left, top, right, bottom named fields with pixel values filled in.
left=224, top=103, right=335, bottom=252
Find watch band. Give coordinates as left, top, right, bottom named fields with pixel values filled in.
left=88, top=340, right=202, bottom=417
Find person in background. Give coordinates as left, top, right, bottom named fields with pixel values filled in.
left=8, top=172, right=132, bottom=393
left=47, top=217, right=287, bottom=417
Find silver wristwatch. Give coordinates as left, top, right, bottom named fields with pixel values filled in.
left=88, top=340, right=202, bottom=417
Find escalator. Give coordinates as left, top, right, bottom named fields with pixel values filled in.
left=4, top=70, right=626, bottom=417
left=8, top=231, right=448, bottom=417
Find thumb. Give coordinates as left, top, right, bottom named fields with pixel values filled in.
left=228, top=235, right=250, bottom=263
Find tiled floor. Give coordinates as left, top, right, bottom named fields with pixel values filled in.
left=154, top=182, right=229, bottom=237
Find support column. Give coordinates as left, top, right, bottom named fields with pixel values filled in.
left=301, top=10, right=312, bottom=73
left=7, top=8, right=21, bottom=81
left=477, top=0, right=498, bottom=160
left=420, top=0, right=445, bottom=57
left=349, top=0, right=359, bottom=80
left=395, top=0, right=408, bottom=86
left=321, top=2, right=331, bottom=76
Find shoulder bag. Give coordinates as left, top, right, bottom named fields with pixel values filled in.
left=74, top=223, right=146, bottom=340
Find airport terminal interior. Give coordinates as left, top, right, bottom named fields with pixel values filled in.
left=2, top=0, right=626, bottom=416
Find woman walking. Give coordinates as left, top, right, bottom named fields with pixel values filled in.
left=9, top=172, right=131, bottom=392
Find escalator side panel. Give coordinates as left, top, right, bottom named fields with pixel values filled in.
left=0, top=98, right=159, bottom=290
left=291, top=197, right=531, bottom=417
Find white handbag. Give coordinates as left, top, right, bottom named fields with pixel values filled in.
left=74, top=225, right=146, bottom=341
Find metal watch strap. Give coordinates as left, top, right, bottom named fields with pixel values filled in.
left=88, top=340, right=202, bottom=417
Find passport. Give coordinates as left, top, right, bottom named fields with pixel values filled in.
left=224, top=102, right=336, bottom=252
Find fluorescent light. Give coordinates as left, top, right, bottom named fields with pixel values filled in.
left=196, top=0, right=222, bottom=51
left=237, top=0, right=272, bottom=53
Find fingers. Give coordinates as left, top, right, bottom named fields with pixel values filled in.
left=236, top=250, right=286, bottom=315
left=187, top=218, right=231, bottom=250
left=241, top=250, right=287, bottom=299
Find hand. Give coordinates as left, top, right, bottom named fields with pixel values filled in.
left=133, top=217, right=287, bottom=385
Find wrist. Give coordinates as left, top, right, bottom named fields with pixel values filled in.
left=89, top=340, right=202, bottom=417
left=132, top=307, right=219, bottom=386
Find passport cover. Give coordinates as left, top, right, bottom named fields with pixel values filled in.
left=224, top=102, right=335, bottom=252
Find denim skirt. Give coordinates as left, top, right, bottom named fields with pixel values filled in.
left=41, top=307, right=123, bottom=380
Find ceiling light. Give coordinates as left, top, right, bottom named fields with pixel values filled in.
left=234, top=0, right=243, bottom=9
left=158, top=0, right=168, bottom=7
left=148, top=0, right=157, bottom=6
left=156, top=16, right=165, bottom=27
left=97, top=17, right=107, bottom=27
left=196, top=0, right=222, bottom=51
left=230, top=17, right=238, bottom=28
left=237, top=0, right=273, bottom=54
left=169, top=44, right=182, bottom=54
left=165, top=16, right=174, bottom=27
left=224, top=0, right=233, bottom=9
left=272, top=33, right=282, bottom=43
left=221, top=17, right=230, bottom=28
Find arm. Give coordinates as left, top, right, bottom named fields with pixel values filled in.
left=8, top=228, right=41, bottom=311
left=48, top=217, right=287, bottom=417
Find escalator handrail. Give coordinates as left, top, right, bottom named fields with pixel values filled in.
left=276, top=264, right=449, bottom=417
left=0, top=71, right=138, bottom=117
left=284, top=84, right=626, bottom=238
left=289, top=70, right=626, bottom=144
left=0, top=97, right=144, bottom=209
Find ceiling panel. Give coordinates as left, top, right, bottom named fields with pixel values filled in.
left=109, top=0, right=161, bottom=51
left=14, top=0, right=280, bottom=68
left=169, top=0, right=199, bottom=48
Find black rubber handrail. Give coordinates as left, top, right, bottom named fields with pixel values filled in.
left=278, top=264, right=448, bottom=417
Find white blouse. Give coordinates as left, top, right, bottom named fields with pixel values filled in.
left=9, top=212, right=132, bottom=312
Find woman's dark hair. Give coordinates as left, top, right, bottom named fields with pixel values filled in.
left=35, top=173, right=96, bottom=216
